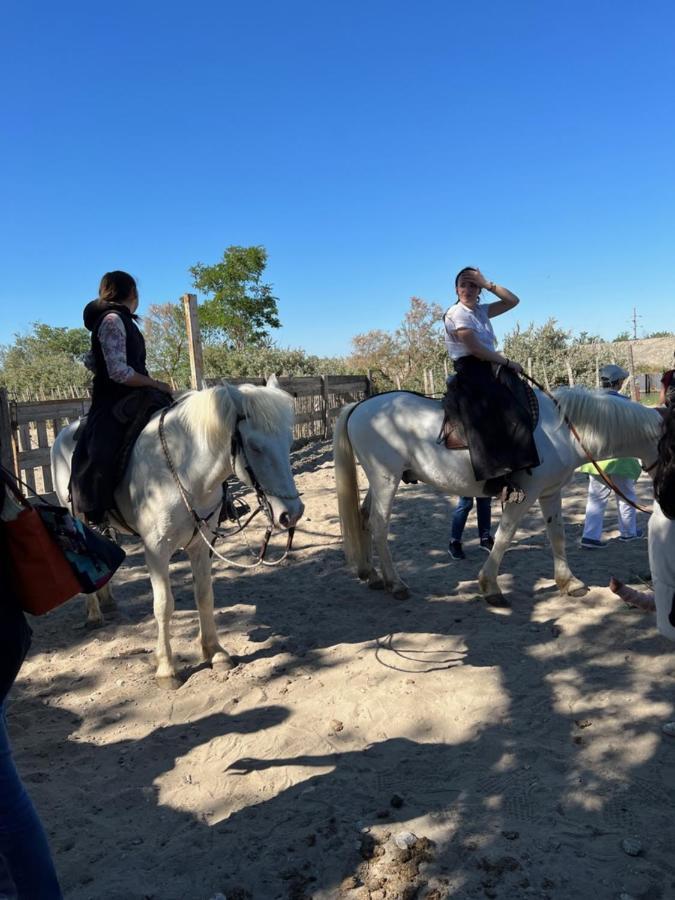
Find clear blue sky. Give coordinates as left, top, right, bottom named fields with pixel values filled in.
left=2, top=1, right=674, bottom=356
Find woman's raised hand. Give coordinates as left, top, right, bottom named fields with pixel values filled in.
left=470, top=268, right=491, bottom=289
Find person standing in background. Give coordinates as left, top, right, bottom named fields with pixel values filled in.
left=579, top=364, right=643, bottom=549
left=448, top=496, right=494, bottom=560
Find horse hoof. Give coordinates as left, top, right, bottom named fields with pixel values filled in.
left=485, top=593, right=511, bottom=609
left=156, top=675, right=182, bottom=691
left=368, top=578, right=385, bottom=591
left=568, top=585, right=589, bottom=598
left=83, top=618, right=105, bottom=630
left=212, top=652, right=236, bottom=672
left=392, top=586, right=411, bottom=601
left=99, top=598, right=118, bottom=614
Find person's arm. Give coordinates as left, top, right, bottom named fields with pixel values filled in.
left=99, top=315, right=172, bottom=394
left=455, top=327, right=523, bottom=373
left=468, top=269, right=520, bottom=317
left=660, top=385, right=667, bottom=405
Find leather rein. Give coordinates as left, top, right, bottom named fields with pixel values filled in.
left=157, top=406, right=296, bottom=569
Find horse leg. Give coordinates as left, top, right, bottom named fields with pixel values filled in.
left=145, top=549, right=181, bottom=690
left=359, top=490, right=382, bottom=588
left=186, top=540, right=235, bottom=671
left=478, top=500, right=533, bottom=607
left=83, top=593, right=104, bottom=629
left=539, top=490, right=588, bottom=597
left=97, top=582, right=118, bottom=614
left=366, top=474, right=409, bottom=600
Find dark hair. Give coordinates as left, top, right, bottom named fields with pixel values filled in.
left=454, top=266, right=478, bottom=288
left=654, top=406, right=675, bottom=519
left=98, top=271, right=137, bottom=305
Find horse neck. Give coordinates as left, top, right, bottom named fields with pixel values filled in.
left=564, top=407, right=661, bottom=466
left=163, top=406, right=233, bottom=499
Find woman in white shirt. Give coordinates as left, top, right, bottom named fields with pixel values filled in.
left=443, top=267, right=539, bottom=502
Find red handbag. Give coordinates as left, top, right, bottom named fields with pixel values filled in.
left=1, top=471, right=81, bottom=615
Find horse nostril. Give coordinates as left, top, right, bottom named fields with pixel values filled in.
left=279, top=512, right=290, bottom=528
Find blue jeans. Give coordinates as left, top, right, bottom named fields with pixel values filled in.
left=451, top=496, right=492, bottom=543
left=0, top=707, right=62, bottom=899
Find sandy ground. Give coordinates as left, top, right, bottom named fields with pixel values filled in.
left=8, top=442, right=675, bottom=900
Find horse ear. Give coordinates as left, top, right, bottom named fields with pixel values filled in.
left=266, top=374, right=280, bottom=389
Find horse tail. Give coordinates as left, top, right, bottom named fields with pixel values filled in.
left=333, top=403, right=370, bottom=576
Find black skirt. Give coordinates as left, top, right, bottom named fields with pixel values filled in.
left=70, top=387, right=171, bottom=522
left=452, top=356, right=540, bottom=482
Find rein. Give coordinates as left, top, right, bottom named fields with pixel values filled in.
left=520, top=372, right=652, bottom=514
left=157, top=407, right=295, bottom=569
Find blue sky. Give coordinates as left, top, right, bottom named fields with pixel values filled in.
left=2, top=1, right=674, bottom=357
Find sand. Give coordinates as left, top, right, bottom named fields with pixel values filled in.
left=7, top=442, right=675, bottom=900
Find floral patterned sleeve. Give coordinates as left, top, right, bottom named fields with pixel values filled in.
left=98, top=313, right=135, bottom=383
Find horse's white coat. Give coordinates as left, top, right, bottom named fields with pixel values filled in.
left=51, top=379, right=303, bottom=686
left=334, top=387, right=662, bottom=604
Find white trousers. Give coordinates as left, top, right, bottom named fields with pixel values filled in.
left=582, top=475, right=638, bottom=540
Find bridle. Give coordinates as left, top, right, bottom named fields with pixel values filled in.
left=158, top=406, right=298, bottom=568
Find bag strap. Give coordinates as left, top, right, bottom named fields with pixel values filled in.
left=0, top=464, right=58, bottom=508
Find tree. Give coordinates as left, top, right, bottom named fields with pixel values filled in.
left=643, top=330, right=673, bottom=339
left=190, top=245, right=280, bottom=350
left=143, top=303, right=191, bottom=388
left=613, top=330, right=631, bottom=342
left=348, top=297, right=446, bottom=391
left=396, top=297, right=446, bottom=383
left=0, top=323, right=91, bottom=396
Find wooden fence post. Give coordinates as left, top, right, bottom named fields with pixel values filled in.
left=366, top=369, right=373, bottom=397
left=595, top=349, right=600, bottom=388
left=0, top=388, right=14, bottom=474
left=541, top=360, right=551, bottom=392
left=565, top=359, right=575, bottom=386
left=527, top=357, right=533, bottom=380
left=428, top=369, right=435, bottom=396
left=182, top=293, right=205, bottom=390
left=321, top=375, right=330, bottom=438
left=627, top=343, right=638, bottom=400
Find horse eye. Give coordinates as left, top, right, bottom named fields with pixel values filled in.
left=248, top=442, right=263, bottom=454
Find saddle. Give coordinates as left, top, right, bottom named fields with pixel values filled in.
left=439, top=374, right=539, bottom=450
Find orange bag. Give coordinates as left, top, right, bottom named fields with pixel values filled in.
left=3, top=505, right=82, bottom=615
left=1, top=467, right=83, bottom=616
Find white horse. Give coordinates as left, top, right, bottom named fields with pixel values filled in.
left=51, top=377, right=304, bottom=687
left=334, top=387, right=662, bottom=607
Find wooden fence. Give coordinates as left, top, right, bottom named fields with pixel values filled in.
left=0, top=375, right=370, bottom=492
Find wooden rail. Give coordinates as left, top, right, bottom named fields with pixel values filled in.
left=0, top=376, right=371, bottom=490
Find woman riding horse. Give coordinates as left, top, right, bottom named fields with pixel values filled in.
left=70, top=271, right=173, bottom=525
left=443, top=267, right=539, bottom=503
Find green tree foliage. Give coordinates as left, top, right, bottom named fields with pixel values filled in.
left=143, top=303, right=191, bottom=388
left=643, top=330, right=673, bottom=339
left=503, top=318, right=631, bottom=388
left=190, top=245, right=281, bottom=350
left=348, top=297, right=446, bottom=392
left=0, top=323, right=91, bottom=397
left=613, top=330, right=631, bottom=342
left=203, top=344, right=348, bottom=381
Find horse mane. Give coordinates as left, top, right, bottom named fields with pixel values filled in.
left=174, top=384, right=294, bottom=451
left=552, top=387, right=661, bottom=457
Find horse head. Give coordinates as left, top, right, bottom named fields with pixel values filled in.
left=229, top=375, right=305, bottom=530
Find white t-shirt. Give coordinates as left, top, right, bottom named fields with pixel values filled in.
left=443, top=302, right=497, bottom=360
